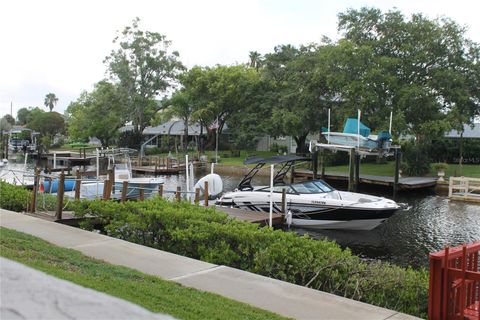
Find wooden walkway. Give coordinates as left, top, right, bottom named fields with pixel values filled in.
left=213, top=206, right=284, bottom=226
left=131, top=166, right=181, bottom=175
left=294, top=170, right=437, bottom=190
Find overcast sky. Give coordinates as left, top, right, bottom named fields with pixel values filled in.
left=1, top=0, right=479, bottom=118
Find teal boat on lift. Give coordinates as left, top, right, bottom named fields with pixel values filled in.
left=322, top=118, right=392, bottom=151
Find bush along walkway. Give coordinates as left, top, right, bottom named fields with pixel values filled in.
left=71, top=198, right=429, bottom=318
left=1, top=209, right=420, bottom=320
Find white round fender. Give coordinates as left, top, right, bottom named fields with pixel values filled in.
left=194, top=173, right=223, bottom=197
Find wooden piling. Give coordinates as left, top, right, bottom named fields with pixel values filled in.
left=312, top=151, right=318, bottom=180
left=74, top=170, right=81, bottom=200
left=158, top=184, right=163, bottom=198
left=348, top=148, right=355, bottom=192
left=30, top=168, right=40, bottom=213
left=176, top=186, right=181, bottom=202
left=121, top=181, right=128, bottom=202
left=281, top=188, right=286, bottom=214
left=320, top=149, right=325, bottom=179
left=55, top=171, right=65, bottom=220
left=194, top=188, right=200, bottom=204
left=393, top=148, right=401, bottom=200
left=139, top=184, right=145, bottom=201
left=204, top=181, right=209, bottom=207
left=354, top=153, right=360, bottom=192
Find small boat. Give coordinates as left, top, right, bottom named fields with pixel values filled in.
left=323, top=118, right=392, bottom=152
left=216, top=155, right=401, bottom=230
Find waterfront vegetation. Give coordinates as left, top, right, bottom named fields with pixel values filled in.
left=72, top=197, right=429, bottom=318
left=0, top=227, right=287, bottom=320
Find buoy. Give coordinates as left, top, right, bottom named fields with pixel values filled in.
left=194, top=174, right=223, bottom=197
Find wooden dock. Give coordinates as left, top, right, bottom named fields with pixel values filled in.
left=294, top=170, right=437, bottom=190
left=213, top=206, right=284, bottom=226
left=131, top=165, right=181, bottom=175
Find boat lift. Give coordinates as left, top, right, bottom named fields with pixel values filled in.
left=310, top=109, right=402, bottom=199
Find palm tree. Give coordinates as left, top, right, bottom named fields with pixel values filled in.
left=248, top=51, right=262, bottom=70
left=44, top=93, right=58, bottom=112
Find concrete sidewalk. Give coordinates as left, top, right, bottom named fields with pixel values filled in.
left=0, top=209, right=420, bottom=320
left=1, top=257, right=174, bottom=320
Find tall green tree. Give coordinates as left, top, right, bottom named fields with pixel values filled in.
left=180, top=65, right=261, bottom=149
left=337, top=7, right=480, bottom=141
left=261, top=44, right=332, bottom=152
left=66, top=81, right=127, bottom=147
left=104, top=17, right=184, bottom=138
left=44, top=93, right=58, bottom=112
left=248, top=51, right=263, bottom=70
left=27, top=111, right=65, bottom=151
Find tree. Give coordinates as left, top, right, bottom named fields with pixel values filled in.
left=248, top=51, right=263, bottom=70
left=44, top=93, right=58, bottom=112
left=16, top=108, right=30, bottom=125
left=261, top=44, right=332, bottom=153
left=0, top=116, right=13, bottom=158
left=104, top=17, right=184, bottom=140
left=27, top=111, right=65, bottom=151
left=180, top=65, right=261, bottom=149
left=2, top=114, right=15, bottom=125
left=337, top=8, right=480, bottom=142
left=158, top=91, right=194, bottom=150
left=66, top=81, right=127, bottom=147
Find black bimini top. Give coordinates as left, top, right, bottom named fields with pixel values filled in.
left=238, top=155, right=310, bottom=191
left=243, top=155, right=309, bottom=165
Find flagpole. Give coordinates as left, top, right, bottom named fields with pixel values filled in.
left=215, top=117, right=218, bottom=164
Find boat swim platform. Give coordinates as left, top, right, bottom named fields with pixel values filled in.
left=294, top=169, right=437, bottom=190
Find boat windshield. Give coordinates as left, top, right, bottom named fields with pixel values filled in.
left=290, top=180, right=334, bottom=194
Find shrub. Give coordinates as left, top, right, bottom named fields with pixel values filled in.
left=401, top=142, right=431, bottom=176
left=0, top=181, right=31, bottom=212
left=432, top=162, right=449, bottom=172
left=72, top=198, right=429, bottom=317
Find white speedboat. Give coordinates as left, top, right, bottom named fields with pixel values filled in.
left=216, top=155, right=401, bottom=230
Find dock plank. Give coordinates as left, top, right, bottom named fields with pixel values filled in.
left=294, top=170, right=437, bottom=190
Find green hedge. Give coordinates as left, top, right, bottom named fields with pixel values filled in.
left=72, top=198, right=428, bottom=317
left=0, top=181, right=31, bottom=211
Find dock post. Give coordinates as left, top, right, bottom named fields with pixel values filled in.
left=158, top=184, right=163, bottom=198
left=348, top=148, right=355, bottom=192
left=139, top=184, right=145, bottom=201
left=121, top=181, right=128, bottom=202
left=176, top=186, right=181, bottom=202
left=281, top=188, right=286, bottom=214
left=312, top=151, right=318, bottom=180
left=290, top=165, right=295, bottom=184
left=320, top=149, right=325, bottom=179
left=55, top=171, right=65, bottom=220
left=194, top=188, right=200, bottom=204
left=74, top=170, right=81, bottom=201
left=30, top=168, right=40, bottom=213
left=204, top=181, right=209, bottom=207
left=354, top=153, right=360, bottom=192
left=393, top=148, right=401, bottom=200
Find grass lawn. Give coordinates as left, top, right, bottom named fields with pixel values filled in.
left=0, top=227, right=288, bottom=320
left=324, top=162, right=480, bottom=178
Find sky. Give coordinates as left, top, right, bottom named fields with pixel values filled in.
left=1, top=0, right=479, bottom=118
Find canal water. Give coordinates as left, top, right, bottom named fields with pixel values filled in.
left=2, top=160, right=479, bottom=269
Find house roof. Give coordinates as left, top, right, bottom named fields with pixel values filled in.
left=143, top=120, right=205, bottom=136
left=445, top=123, right=480, bottom=139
